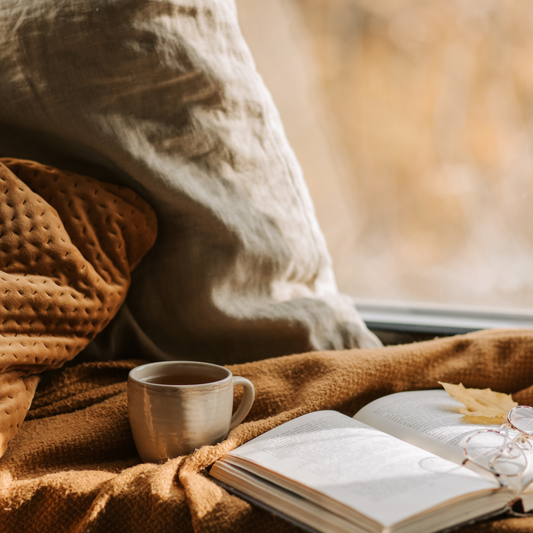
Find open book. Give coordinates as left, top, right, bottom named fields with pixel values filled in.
left=210, top=390, right=533, bottom=533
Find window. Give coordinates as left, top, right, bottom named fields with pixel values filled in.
left=236, top=0, right=533, bottom=333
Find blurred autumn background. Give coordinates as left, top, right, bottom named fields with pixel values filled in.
left=236, top=0, right=533, bottom=310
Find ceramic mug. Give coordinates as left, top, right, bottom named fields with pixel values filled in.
left=127, top=361, right=255, bottom=463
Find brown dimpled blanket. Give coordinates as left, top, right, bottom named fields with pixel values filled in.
left=0, top=330, right=533, bottom=532
left=0, top=158, right=157, bottom=458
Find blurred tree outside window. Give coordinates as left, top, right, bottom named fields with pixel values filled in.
left=236, top=0, right=533, bottom=311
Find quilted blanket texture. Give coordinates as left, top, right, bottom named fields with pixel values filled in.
left=1, top=329, right=533, bottom=532
left=0, top=158, right=157, bottom=458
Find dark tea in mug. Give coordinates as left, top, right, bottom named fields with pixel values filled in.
left=143, top=372, right=215, bottom=386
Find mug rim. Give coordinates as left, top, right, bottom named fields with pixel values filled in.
left=128, top=360, right=233, bottom=390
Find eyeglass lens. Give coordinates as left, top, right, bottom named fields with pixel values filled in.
left=464, top=430, right=527, bottom=476
left=508, top=406, right=533, bottom=436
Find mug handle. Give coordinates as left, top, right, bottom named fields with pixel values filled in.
left=230, top=376, right=255, bottom=430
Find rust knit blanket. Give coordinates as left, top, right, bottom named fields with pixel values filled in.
left=1, top=329, right=533, bottom=532
left=0, top=158, right=157, bottom=458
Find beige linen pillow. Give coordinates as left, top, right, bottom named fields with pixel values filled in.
left=0, top=0, right=380, bottom=363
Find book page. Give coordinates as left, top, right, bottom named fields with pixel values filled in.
left=223, top=411, right=499, bottom=528
left=354, top=390, right=485, bottom=465
left=353, top=390, right=533, bottom=499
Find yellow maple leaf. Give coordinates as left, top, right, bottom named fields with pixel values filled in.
left=438, top=382, right=517, bottom=424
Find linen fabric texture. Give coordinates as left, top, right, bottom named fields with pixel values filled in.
left=0, top=158, right=157, bottom=458
left=1, top=329, right=532, bottom=532
left=0, top=0, right=380, bottom=364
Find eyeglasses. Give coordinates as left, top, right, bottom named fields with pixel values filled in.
left=462, top=405, right=533, bottom=487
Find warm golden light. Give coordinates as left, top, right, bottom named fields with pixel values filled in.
left=237, top=0, right=533, bottom=309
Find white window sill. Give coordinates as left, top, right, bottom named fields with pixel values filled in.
left=353, top=299, right=533, bottom=336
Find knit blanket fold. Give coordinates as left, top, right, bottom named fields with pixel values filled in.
left=0, top=158, right=157, bottom=459
left=1, top=329, right=533, bottom=532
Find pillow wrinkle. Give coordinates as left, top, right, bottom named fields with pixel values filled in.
left=0, top=158, right=157, bottom=458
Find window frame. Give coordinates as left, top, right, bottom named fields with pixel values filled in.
left=355, top=298, right=533, bottom=338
